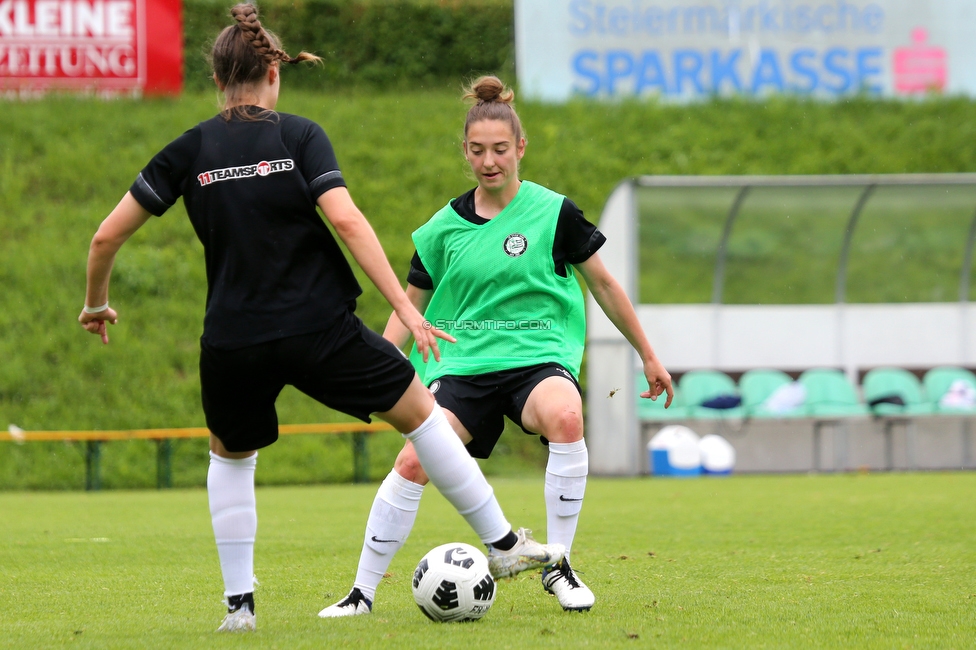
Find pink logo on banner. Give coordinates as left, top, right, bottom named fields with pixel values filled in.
left=893, top=28, right=946, bottom=94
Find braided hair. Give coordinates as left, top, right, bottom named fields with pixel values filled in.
left=210, top=3, right=320, bottom=119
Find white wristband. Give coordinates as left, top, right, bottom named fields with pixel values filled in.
left=83, top=302, right=109, bottom=314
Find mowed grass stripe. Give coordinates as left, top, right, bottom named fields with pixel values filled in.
left=2, top=473, right=974, bottom=648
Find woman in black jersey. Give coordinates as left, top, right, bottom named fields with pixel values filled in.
left=79, top=7, right=562, bottom=633
left=323, top=76, right=673, bottom=617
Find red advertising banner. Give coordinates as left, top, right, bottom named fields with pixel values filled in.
left=0, top=0, right=182, bottom=96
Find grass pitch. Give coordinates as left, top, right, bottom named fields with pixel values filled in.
left=2, top=472, right=974, bottom=648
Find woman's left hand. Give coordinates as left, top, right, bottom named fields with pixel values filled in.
left=78, top=306, right=118, bottom=345
left=640, top=357, right=674, bottom=408
left=396, top=304, right=455, bottom=363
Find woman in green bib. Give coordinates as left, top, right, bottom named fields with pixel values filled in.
left=321, top=76, right=673, bottom=617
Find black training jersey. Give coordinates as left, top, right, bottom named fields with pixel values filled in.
left=129, top=107, right=361, bottom=349
left=407, top=187, right=606, bottom=289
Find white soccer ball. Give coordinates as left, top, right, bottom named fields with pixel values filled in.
left=412, top=542, right=496, bottom=622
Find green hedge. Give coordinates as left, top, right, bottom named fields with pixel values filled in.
left=182, top=0, right=514, bottom=91
left=5, top=90, right=976, bottom=489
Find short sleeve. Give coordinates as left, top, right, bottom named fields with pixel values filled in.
left=282, top=116, right=346, bottom=200
left=407, top=251, right=433, bottom=290
left=555, top=197, right=606, bottom=268
left=130, top=126, right=201, bottom=216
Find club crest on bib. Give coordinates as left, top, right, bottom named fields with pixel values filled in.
left=503, top=233, right=528, bottom=258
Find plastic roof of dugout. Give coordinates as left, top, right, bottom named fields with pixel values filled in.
left=633, top=174, right=976, bottom=306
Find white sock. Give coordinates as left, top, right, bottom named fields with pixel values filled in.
left=403, top=405, right=510, bottom=544
left=545, top=440, right=588, bottom=558
left=352, top=470, right=424, bottom=601
left=208, top=451, right=258, bottom=598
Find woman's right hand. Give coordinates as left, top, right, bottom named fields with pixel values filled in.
left=78, top=307, right=118, bottom=345
left=395, top=304, right=455, bottom=363
left=641, top=356, right=674, bottom=408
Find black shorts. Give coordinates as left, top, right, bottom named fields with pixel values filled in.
left=200, top=310, right=415, bottom=452
left=429, top=362, right=581, bottom=459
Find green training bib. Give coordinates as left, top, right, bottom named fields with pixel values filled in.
left=410, top=181, right=586, bottom=384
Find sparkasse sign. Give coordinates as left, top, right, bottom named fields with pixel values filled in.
left=0, top=0, right=182, bottom=95
left=515, top=0, right=976, bottom=101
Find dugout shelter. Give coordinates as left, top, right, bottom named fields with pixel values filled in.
left=587, top=174, right=976, bottom=476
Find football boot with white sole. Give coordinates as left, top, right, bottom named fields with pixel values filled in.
left=542, top=559, right=594, bottom=611
left=487, top=528, right=565, bottom=580
left=318, top=587, right=373, bottom=618
left=217, top=593, right=256, bottom=632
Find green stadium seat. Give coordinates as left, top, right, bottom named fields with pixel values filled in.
left=861, top=367, right=934, bottom=416
left=798, top=368, right=870, bottom=418
left=923, top=366, right=976, bottom=414
left=636, top=375, right=688, bottom=421
left=739, top=368, right=804, bottom=418
left=678, top=369, right=744, bottom=419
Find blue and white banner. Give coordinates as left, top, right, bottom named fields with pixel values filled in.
left=515, top=0, right=976, bottom=101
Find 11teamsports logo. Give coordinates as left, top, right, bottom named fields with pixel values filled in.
left=197, top=159, right=294, bottom=186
